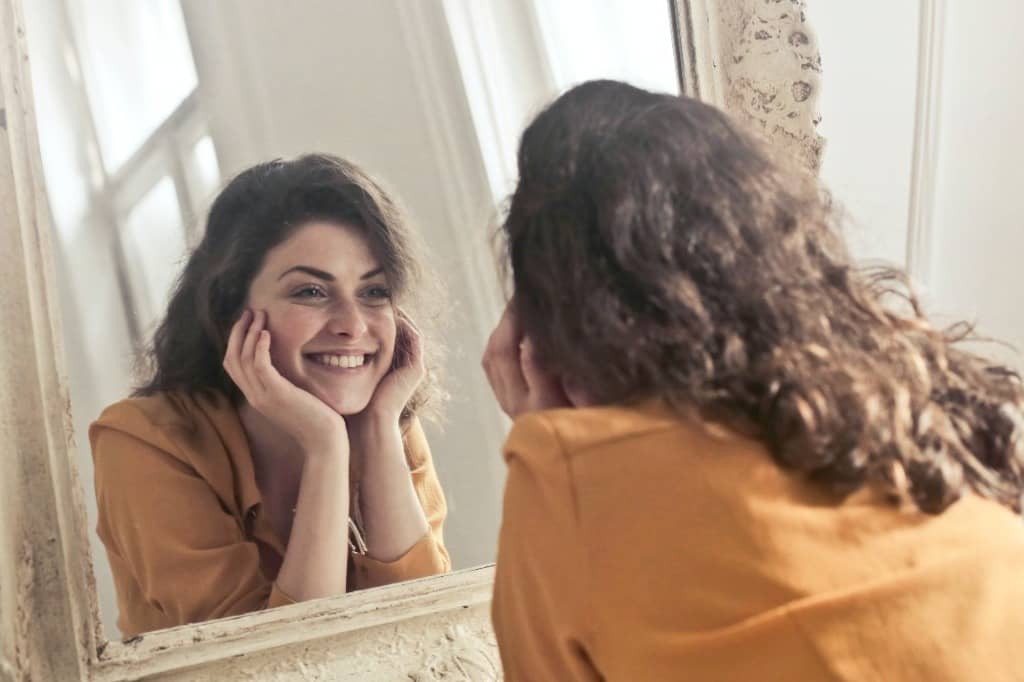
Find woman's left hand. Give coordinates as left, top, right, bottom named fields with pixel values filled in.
left=361, top=308, right=426, bottom=422
left=482, top=302, right=573, bottom=419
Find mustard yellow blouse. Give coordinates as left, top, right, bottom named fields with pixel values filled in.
left=493, top=400, right=1024, bottom=681
left=90, top=391, right=449, bottom=637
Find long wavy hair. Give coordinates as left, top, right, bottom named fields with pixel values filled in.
left=136, top=153, right=445, bottom=419
left=503, top=80, right=1024, bottom=515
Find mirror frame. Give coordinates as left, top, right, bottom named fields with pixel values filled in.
left=0, top=0, right=820, bottom=678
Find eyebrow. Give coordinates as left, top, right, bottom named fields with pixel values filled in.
left=277, top=265, right=385, bottom=281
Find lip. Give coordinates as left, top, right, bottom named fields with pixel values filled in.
left=307, top=360, right=371, bottom=374
left=304, top=351, right=377, bottom=374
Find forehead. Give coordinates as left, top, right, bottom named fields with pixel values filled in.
left=265, top=220, right=380, bottom=274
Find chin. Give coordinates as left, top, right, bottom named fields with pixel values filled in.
left=322, top=393, right=373, bottom=417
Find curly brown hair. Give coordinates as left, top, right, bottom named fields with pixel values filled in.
left=135, top=153, right=446, bottom=420
left=503, top=80, right=1024, bottom=515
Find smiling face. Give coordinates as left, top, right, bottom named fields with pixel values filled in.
left=245, top=220, right=397, bottom=415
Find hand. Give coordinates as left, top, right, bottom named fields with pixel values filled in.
left=359, top=308, right=426, bottom=423
left=481, top=302, right=573, bottom=419
left=223, top=309, right=349, bottom=457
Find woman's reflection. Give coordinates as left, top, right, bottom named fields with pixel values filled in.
left=89, top=154, right=450, bottom=637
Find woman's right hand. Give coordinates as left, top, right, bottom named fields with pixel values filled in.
left=482, top=302, right=575, bottom=419
left=223, top=309, right=348, bottom=457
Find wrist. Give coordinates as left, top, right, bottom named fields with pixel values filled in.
left=296, top=429, right=350, bottom=462
left=353, top=407, right=404, bottom=431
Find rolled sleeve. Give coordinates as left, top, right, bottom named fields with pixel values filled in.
left=351, top=530, right=450, bottom=589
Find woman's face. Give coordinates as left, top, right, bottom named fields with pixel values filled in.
left=245, top=221, right=397, bottom=415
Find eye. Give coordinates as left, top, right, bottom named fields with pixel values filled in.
left=291, top=284, right=328, bottom=300
left=361, top=285, right=392, bottom=304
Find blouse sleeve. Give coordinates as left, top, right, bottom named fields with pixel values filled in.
left=491, top=413, right=602, bottom=681
left=349, top=417, right=451, bottom=589
left=91, top=426, right=276, bottom=634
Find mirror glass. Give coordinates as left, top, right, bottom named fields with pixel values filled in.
left=24, top=0, right=681, bottom=639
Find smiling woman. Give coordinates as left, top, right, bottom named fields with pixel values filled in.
left=244, top=223, right=399, bottom=417
left=88, top=154, right=451, bottom=636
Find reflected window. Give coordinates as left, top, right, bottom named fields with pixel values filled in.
left=530, top=0, right=680, bottom=96
left=443, top=0, right=680, bottom=206
left=65, top=0, right=198, bottom=172
left=122, top=176, right=187, bottom=335
left=31, top=0, right=222, bottom=347
left=185, top=135, right=222, bottom=207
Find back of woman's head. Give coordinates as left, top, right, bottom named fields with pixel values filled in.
left=136, top=153, right=443, bottom=417
left=504, top=79, right=1024, bottom=514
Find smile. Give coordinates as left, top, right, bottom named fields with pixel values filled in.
left=307, top=353, right=372, bottom=369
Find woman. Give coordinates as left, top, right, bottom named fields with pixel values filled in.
left=91, top=154, right=450, bottom=637
left=483, top=81, right=1024, bottom=680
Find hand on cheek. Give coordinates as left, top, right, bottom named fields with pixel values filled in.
left=360, top=308, right=424, bottom=422
left=223, top=309, right=349, bottom=456
left=481, top=303, right=573, bottom=419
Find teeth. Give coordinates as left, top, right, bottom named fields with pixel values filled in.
left=314, top=354, right=366, bottom=368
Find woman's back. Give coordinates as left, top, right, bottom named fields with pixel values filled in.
left=493, top=401, right=1024, bottom=680
left=484, top=79, right=1024, bottom=680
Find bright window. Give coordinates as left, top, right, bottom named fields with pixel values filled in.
left=65, top=0, right=198, bottom=172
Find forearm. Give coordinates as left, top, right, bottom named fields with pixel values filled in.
left=275, top=450, right=350, bottom=601
left=354, top=416, right=430, bottom=562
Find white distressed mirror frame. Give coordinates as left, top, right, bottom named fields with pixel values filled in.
left=0, top=0, right=820, bottom=679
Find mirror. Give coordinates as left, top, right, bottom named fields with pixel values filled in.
left=22, top=0, right=682, bottom=639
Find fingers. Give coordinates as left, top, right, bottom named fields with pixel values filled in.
left=395, top=307, right=422, bottom=357
left=223, top=309, right=272, bottom=402
left=239, top=310, right=262, bottom=365
left=482, top=302, right=577, bottom=417
left=239, top=309, right=268, bottom=393
left=394, top=305, right=420, bottom=334
left=482, top=303, right=528, bottom=417
left=251, top=327, right=289, bottom=397
left=222, top=308, right=252, bottom=387
left=399, top=313, right=424, bottom=371
left=388, top=308, right=425, bottom=383
left=488, top=302, right=521, bottom=356
left=520, top=338, right=569, bottom=409
left=224, top=309, right=251, bottom=364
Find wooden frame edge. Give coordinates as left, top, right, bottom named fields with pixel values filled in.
left=0, top=0, right=99, bottom=678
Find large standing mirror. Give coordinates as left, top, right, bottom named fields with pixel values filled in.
left=25, top=0, right=681, bottom=642
left=0, top=0, right=823, bottom=678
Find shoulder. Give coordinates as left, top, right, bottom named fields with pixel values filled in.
left=89, top=390, right=236, bottom=462
left=503, top=400, right=705, bottom=462
left=502, top=400, right=775, bottom=492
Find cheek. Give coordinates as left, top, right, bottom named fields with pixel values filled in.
left=264, top=306, right=321, bottom=365
left=369, top=310, right=397, bottom=366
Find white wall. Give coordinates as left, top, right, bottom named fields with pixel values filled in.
left=927, top=0, right=1024, bottom=366
left=808, top=0, right=920, bottom=268
left=810, top=0, right=1024, bottom=367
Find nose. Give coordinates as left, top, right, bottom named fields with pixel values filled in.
left=325, top=299, right=368, bottom=338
